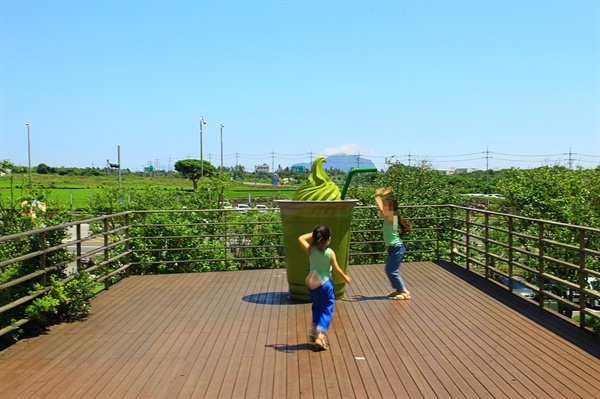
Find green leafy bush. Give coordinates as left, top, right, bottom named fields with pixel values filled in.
left=573, top=314, right=600, bottom=334
left=25, top=272, right=95, bottom=326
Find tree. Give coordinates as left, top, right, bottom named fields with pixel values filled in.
left=378, top=161, right=461, bottom=206
left=36, top=163, right=54, bottom=174
left=174, top=159, right=218, bottom=190
left=497, top=166, right=600, bottom=228
left=344, top=160, right=462, bottom=264
left=493, top=166, right=600, bottom=316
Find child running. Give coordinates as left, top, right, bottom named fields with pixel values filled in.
left=298, top=224, right=352, bottom=350
left=374, top=187, right=411, bottom=300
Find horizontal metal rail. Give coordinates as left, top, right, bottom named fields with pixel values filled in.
left=1, top=205, right=599, bottom=338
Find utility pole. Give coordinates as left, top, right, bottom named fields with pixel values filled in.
left=568, top=147, right=573, bottom=169
left=118, top=146, right=122, bottom=205
left=220, top=124, right=224, bottom=172
left=271, top=151, right=275, bottom=173
left=107, top=145, right=122, bottom=205
left=200, top=116, right=207, bottom=177
left=485, top=147, right=490, bottom=209
left=26, top=122, right=32, bottom=191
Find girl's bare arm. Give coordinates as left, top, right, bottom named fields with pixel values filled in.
left=330, top=251, right=351, bottom=284
left=374, top=187, right=393, bottom=218
left=374, top=188, right=385, bottom=214
left=298, top=232, right=312, bottom=255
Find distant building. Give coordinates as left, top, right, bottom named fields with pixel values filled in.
left=255, top=163, right=269, bottom=173
left=330, top=175, right=344, bottom=183
left=440, top=168, right=480, bottom=175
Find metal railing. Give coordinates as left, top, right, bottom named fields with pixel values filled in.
left=447, top=206, right=600, bottom=329
left=1, top=205, right=599, bottom=338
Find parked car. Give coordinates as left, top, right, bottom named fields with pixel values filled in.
left=572, top=277, right=600, bottom=308
left=219, top=201, right=233, bottom=209
left=236, top=204, right=250, bottom=213
left=497, top=276, right=535, bottom=299
left=255, top=204, right=268, bottom=212
left=529, top=276, right=563, bottom=298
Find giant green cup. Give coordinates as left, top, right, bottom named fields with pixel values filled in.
left=276, top=200, right=358, bottom=301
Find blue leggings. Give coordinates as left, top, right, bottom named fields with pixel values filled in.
left=309, top=279, right=335, bottom=333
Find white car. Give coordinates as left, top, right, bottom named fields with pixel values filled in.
left=573, top=277, right=600, bottom=308
left=236, top=204, right=250, bottom=213
left=255, top=204, right=268, bottom=212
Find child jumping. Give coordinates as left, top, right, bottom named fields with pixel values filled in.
left=374, top=187, right=411, bottom=300
left=298, top=224, right=352, bottom=350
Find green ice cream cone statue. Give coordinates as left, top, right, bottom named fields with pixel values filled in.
left=277, top=157, right=357, bottom=301
left=292, top=157, right=342, bottom=201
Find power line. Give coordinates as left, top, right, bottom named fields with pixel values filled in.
left=133, top=149, right=599, bottom=172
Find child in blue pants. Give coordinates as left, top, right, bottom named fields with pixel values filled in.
left=374, top=187, right=411, bottom=300
left=298, top=224, right=352, bottom=350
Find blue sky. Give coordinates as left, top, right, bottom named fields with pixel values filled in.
left=1, top=0, right=599, bottom=172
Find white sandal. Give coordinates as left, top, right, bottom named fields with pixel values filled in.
left=315, top=332, right=328, bottom=350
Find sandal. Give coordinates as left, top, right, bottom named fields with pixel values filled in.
left=391, top=293, right=412, bottom=300
left=315, top=332, right=328, bottom=350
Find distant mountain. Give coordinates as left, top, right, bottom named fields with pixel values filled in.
left=291, top=155, right=377, bottom=173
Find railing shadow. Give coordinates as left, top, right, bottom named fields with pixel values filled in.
left=434, top=260, right=600, bottom=359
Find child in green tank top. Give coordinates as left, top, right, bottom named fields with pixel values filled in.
left=298, top=224, right=352, bottom=350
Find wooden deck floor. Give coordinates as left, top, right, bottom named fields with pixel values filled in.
left=1, top=261, right=599, bottom=399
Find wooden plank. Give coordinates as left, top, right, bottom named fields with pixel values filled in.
left=1, top=263, right=599, bottom=399
left=154, top=277, right=242, bottom=398
left=417, top=262, right=598, bottom=398
left=182, top=272, right=245, bottom=398
left=344, top=264, right=444, bottom=398
left=202, top=269, right=260, bottom=398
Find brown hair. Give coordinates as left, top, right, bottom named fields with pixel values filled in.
left=384, top=197, right=399, bottom=214
left=386, top=198, right=413, bottom=234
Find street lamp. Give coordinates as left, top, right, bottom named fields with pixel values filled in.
left=200, top=116, right=207, bottom=177
left=26, top=122, right=31, bottom=190
left=220, top=124, right=224, bottom=172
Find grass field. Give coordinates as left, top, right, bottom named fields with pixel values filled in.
left=1, top=173, right=299, bottom=210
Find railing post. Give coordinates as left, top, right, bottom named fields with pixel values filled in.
left=508, top=216, right=514, bottom=289
left=449, top=206, right=455, bottom=264
left=374, top=206, right=381, bottom=264
left=534, top=218, right=545, bottom=307
left=537, top=220, right=544, bottom=289
left=484, top=212, right=490, bottom=278
left=104, top=218, right=110, bottom=289
left=465, top=208, right=471, bottom=271
left=76, top=223, right=82, bottom=271
left=39, top=231, right=47, bottom=287
left=125, top=213, right=131, bottom=277
left=435, top=206, right=441, bottom=260
left=578, top=228, right=586, bottom=328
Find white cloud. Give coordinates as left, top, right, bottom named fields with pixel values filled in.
left=320, top=144, right=378, bottom=157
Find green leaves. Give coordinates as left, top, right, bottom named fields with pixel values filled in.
left=497, top=166, right=600, bottom=228
left=25, top=272, right=94, bottom=325
left=174, top=159, right=219, bottom=190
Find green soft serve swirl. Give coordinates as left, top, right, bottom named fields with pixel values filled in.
left=292, top=157, right=341, bottom=201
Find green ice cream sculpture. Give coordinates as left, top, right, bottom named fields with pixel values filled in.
left=276, top=157, right=376, bottom=301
